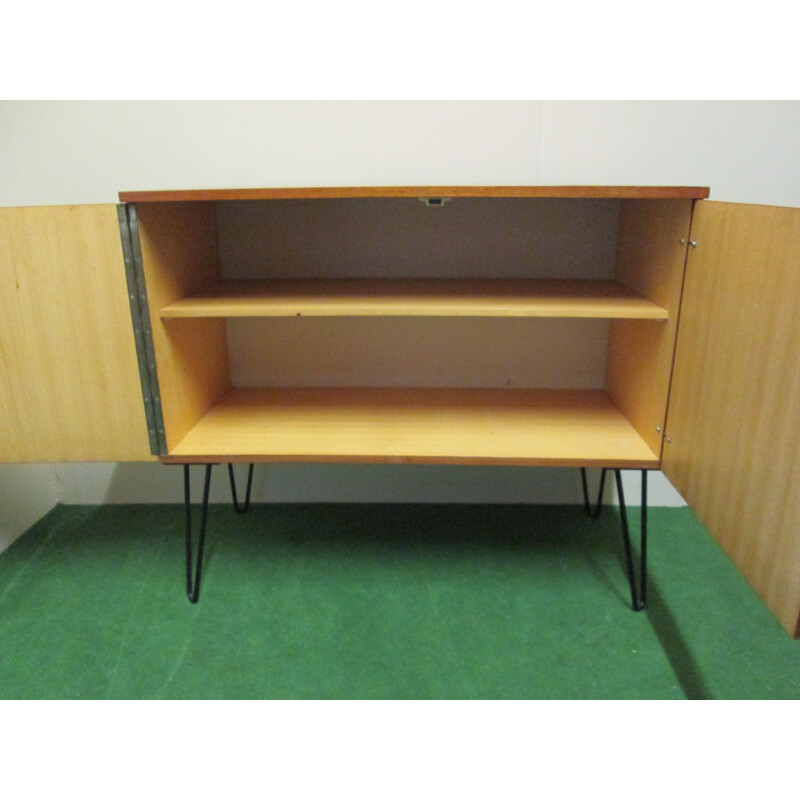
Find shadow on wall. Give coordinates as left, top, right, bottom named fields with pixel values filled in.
left=0, top=463, right=59, bottom=551
left=99, top=462, right=600, bottom=506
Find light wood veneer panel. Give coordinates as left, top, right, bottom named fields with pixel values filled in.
left=663, top=201, right=800, bottom=637
left=164, top=387, right=659, bottom=468
left=0, top=205, right=153, bottom=461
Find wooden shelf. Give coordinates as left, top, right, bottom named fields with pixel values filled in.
left=163, top=387, right=660, bottom=468
left=160, top=279, right=669, bottom=320
left=120, top=185, right=710, bottom=202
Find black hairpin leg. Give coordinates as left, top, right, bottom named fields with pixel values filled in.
left=184, top=463, right=213, bottom=603
left=228, top=463, right=254, bottom=513
left=614, top=469, right=647, bottom=611
left=580, top=467, right=607, bottom=519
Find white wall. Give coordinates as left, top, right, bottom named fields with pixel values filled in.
left=538, top=101, right=800, bottom=207
left=0, top=102, right=541, bottom=206
left=4, top=100, right=798, bottom=209
left=2, top=101, right=799, bottom=543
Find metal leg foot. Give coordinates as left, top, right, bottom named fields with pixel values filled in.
left=580, top=467, right=607, bottom=519
left=228, top=463, right=254, bottom=513
left=614, top=469, right=648, bottom=611
left=184, top=463, right=213, bottom=603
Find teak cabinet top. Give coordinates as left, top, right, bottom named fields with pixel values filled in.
left=118, top=186, right=711, bottom=202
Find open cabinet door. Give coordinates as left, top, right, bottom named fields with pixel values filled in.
left=663, top=200, right=800, bottom=637
left=0, top=204, right=154, bottom=462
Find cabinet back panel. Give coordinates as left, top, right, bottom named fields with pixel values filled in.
left=227, top=317, right=608, bottom=389
left=217, top=198, right=620, bottom=280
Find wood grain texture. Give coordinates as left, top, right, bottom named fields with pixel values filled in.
left=163, top=387, right=659, bottom=467
left=662, top=201, right=800, bottom=637
left=0, top=205, right=153, bottom=461
left=161, top=279, right=668, bottom=320
left=120, top=186, right=711, bottom=203
left=606, top=199, right=695, bottom=457
left=135, top=202, right=230, bottom=451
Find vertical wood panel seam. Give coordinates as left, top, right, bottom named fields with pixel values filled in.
left=661, top=199, right=698, bottom=454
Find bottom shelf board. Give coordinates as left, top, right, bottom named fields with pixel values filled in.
left=163, top=387, right=660, bottom=468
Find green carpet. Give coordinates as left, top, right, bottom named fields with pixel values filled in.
left=0, top=502, right=797, bottom=699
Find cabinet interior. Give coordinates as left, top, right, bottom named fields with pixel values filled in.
left=133, top=193, right=694, bottom=466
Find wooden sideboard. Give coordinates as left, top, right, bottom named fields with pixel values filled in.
left=2, top=186, right=799, bottom=634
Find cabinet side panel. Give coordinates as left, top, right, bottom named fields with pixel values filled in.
left=606, top=199, right=694, bottom=457
left=0, top=205, right=154, bottom=462
left=136, top=203, right=230, bottom=451
left=663, top=201, right=800, bottom=637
